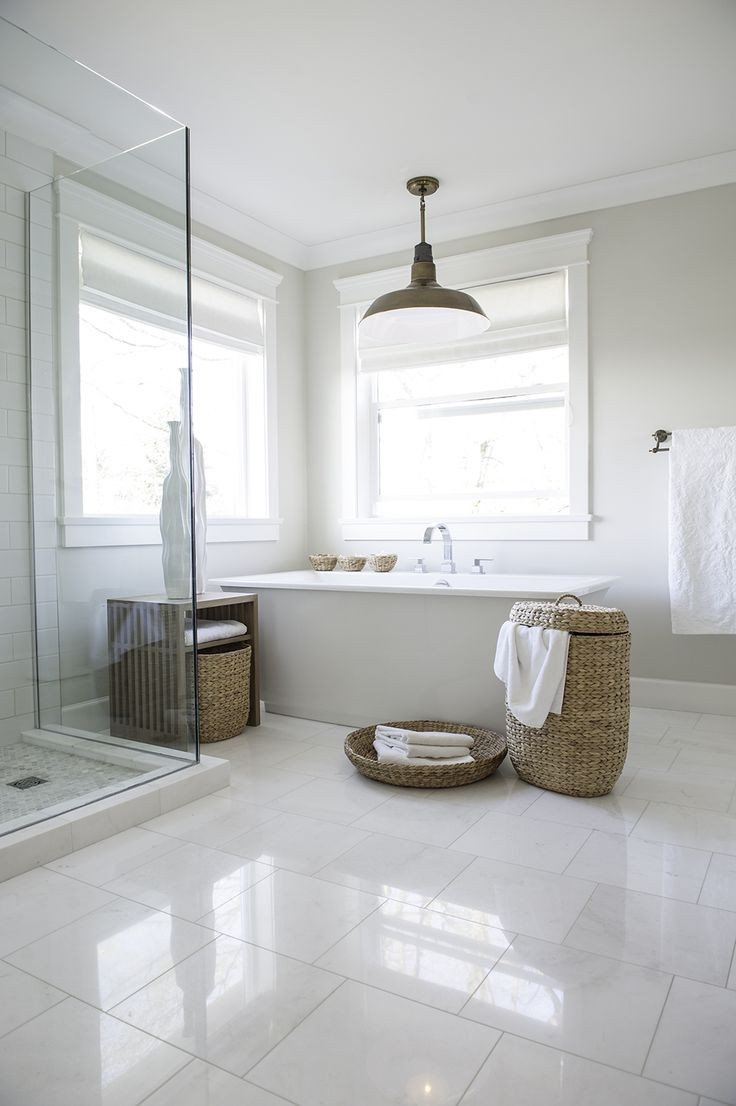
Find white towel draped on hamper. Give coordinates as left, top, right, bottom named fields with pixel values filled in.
left=668, top=427, right=736, bottom=634
left=494, top=621, right=570, bottom=728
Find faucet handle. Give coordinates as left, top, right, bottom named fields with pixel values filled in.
left=471, top=558, right=494, bottom=575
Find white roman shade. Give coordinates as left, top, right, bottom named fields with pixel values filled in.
left=358, top=270, right=567, bottom=373
left=79, top=230, right=263, bottom=347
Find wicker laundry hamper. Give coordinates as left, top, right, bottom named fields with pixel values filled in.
left=505, top=594, right=630, bottom=797
left=193, top=643, right=251, bottom=743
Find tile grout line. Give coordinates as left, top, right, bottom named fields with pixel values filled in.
left=559, top=826, right=594, bottom=876
left=241, top=977, right=350, bottom=1090
left=455, top=1028, right=506, bottom=1104
left=638, top=973, right=675, bottom=1077
left=0, top=869, right=125, bottom=951
left=0, top=970, right=67, bottom=1043
left=2, top=913, right=220, bottom=1013
left=727, top=939, right=736, bottom=992
left=128, top=1057, right=200, bottom=1106
left=487, top=1028, right=706, bottom=1101
left=695, top=849, right=717, bottom=907
left=557, top=877, right=599, bottom=947
left=136, top=1055, right=301, bottom=1106
left=454, top=934, right=519, bottom=1021
left=626, top=797, right=652, bottom=838
left=307, top=894, right=389, bottom=966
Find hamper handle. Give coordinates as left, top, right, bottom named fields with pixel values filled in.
left=554, top=593, right=583, bottom=607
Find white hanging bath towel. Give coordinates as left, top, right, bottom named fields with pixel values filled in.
left=669, top=427, right=736, bottom=634
left=494, top=621, right=570, bottom=729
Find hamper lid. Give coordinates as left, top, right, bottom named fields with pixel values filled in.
left=509, top=593, right=629, bottom=634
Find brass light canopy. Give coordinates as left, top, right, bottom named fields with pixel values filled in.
left=360, top=176, right=490, bottom=345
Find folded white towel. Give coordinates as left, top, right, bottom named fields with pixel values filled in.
left=494, top=621, right=570, bottom=729
left=375, top=734, right=474, bottom=759
left=184, top=618, right=248, bottom=647
left=668, top=427, right=736, bottom=634
left=373, top=738, right=473, bottom=767
left=375, top=725, right=474, bottom=749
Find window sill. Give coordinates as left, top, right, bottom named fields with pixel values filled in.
left=60, top=517, right=283, bottom=548
left=341, top=516, right=592, bottom=542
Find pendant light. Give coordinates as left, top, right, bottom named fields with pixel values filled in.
left=360, top=176, right=490, bottom=345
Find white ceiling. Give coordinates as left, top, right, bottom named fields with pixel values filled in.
left=2, top=0, right=736, bottom=267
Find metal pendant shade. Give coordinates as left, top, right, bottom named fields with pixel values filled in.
left=360, top=177, right=490, bottom=345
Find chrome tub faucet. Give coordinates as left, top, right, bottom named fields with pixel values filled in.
left=423, top=523, right=456, bottom=574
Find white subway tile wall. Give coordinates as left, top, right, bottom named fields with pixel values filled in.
left=0, top=128, right=57, bottom=746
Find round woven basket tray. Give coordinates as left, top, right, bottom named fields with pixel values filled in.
left=344, top=720, right=507, bottom=788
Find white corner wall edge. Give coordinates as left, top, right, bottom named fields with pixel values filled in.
left=0, top=754, right=229, bottom=882
left=631, top=677, right=736, bottom=717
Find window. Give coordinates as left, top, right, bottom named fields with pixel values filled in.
left=78, top=304, right=266, bottom=518
left=336, top=231, right=591, bottom=541
left=57, top=182, right=282, bottom=546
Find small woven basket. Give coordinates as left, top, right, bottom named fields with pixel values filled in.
left=195, top=643, right=251, bottom=743
left=505, top=594, right=630, bottom=797
left=309, top=554, right=337, bottom=571
left=345, top=720, right=506, bottom=788
left=336, top=555, right=366, bottom=572
left=368, top=554, right=398, bottom=572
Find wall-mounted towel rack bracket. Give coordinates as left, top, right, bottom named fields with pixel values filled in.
left=650, top=429, right=671, bottom=454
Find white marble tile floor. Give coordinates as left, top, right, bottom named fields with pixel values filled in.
left=0, top=706, right=735, bottom=1105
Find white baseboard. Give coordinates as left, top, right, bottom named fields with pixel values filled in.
left=631, top=677, right=736, bottom=716
left=263, top=700, right=375, bottom=728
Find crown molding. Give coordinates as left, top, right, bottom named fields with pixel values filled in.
left=2, top=81, right=735, bottom=274
left=305, top=150, right=736, bottom=270
left=189, top=188, right=308, bottom=270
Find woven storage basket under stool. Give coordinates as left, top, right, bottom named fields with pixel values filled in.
left=505, top=594, right=630, bottom=797
left=195, top=643, right=251, bottom=743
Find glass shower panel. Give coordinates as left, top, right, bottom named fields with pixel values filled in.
left=0, top=16, right=200, bottom=837
left=23, top=129, right=199, bottom=824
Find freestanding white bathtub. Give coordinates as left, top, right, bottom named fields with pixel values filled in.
left=215, top=571, right=618, bottom=732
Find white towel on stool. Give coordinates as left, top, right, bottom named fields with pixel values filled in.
left=668, top=427, right=736, bottom=634
left=494, top=621, right=570, bottom=729
left=373, top=738, right=473, bottom=766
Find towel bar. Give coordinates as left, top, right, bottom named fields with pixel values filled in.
left=650, top=429, right=671, bottom=453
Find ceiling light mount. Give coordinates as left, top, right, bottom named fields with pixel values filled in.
left=360, top=175, right=489, bottom=345
left=405, top=176, right=439, bottom=197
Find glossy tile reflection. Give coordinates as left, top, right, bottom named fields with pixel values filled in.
left=565, top=883, right=736, bottom=985
left=431, top=857, right=596, bottom=943
left=142, top=1060, right=289, bottom=1106
left=462, top=935, right=671, bottom=1071
left=111, top=935, right=341, bottom=1075
left=2, top=705, right=734, bottom=1105
left=462, top=1034, right=697, bottom=1106
left=7, top=897, right=215, bottom=1009
left=103, top=842, right=274, bottom=920
left=249, top=980, right=499, bottom=1106
left=0, top=997, right=188, bottom=1106
left=317, top=899, right=510, bottom=1011
left=200, top=868, right=384, bottom=961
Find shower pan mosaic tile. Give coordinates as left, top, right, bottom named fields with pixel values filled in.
left=0, top=743, right=141, bottom=826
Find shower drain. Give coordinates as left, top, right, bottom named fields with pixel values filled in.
left=6, top=776, right=49, bottom=790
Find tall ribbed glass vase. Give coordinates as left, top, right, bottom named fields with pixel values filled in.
left=160, top=420, right=191, bottom=599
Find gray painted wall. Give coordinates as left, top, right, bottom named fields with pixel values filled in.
left=304, top=185, right=736, bottom=686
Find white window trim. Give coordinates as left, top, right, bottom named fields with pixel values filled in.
left=334, top=229, right=592, bottom=542
left=56, top=180, right=283, bottom=547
